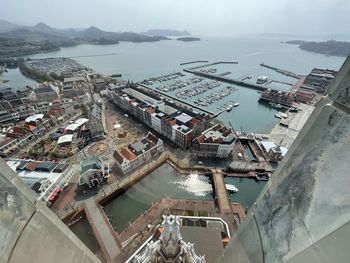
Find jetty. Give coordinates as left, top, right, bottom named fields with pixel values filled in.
left=180, top=60, right=209, bottom=66
left=184, top=68, right=268, bottom=91
left=188, top=61, right=238, bottom=70
left=68, top=53, right=117, bottom=59
left=260, top=63, right=302, bottom=79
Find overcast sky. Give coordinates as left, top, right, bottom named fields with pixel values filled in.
left=1, top=0, right=349, bottom=36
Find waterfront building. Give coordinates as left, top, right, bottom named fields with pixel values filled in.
left=192, top=124, right=236, bottom=158
left=302, top=68, right=337, bottom=93
left=260, top=141, right=288, bottom=162
left=259, top=89, right=294, bottom=107
left=114, top=132, right=163, bottom=174
left=108, top=85, right=210, bottom=148
left=6, top=159, right=77, bottom=205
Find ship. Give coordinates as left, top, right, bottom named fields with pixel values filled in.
left=256, top=76, right=270, bottom=84
left=225, top=184, right=239, bottom=193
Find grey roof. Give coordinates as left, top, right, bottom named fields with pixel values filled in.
left=174, top=112, right=192, bottom=124
left=180, top=225, right=224, bottom=263
left=130, top=141, right=147, bottom=153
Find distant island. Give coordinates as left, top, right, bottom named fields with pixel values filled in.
left=143, top=29, right=191, bottom=37
left=177, top=37, right=200, bottom=42
left=285, top=40, right=350, bottom=57
left=0, top=20, right=171, bottom=57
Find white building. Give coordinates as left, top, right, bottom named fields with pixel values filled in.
left=7, top=159, right=77, bottom=205
left=192, top=124, right=236, bottom=158
left=114, top=132, right=163, bottom=174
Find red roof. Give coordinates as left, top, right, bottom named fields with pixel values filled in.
left=121, top=147, right=137, bottom=161
left=25, top=162, right=40, bottom=171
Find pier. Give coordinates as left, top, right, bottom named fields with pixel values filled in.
left=68, top=53, right=117, bottom=59
left=84, top=199, right=121, bottom=262
left=212, top=169, right=232, bottom=213
left=260, top=63, right=302, bottom=79
left=139, top=84, right=216, bottom=115
left=180, top=60, right=209, bottom=66
left=188, top=61, right=238, bottom=70
left=184, top=69, right=268, bottom=91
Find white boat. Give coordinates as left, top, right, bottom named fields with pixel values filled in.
left=256, top=76, right=270, bottom=84
left=233, top=102, right=240, bottom=107
left=225, top=184, right=239, bottom=193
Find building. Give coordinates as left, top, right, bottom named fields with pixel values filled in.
left=0, top=136, right=18, bottom=157
left=192, top=124, right=236, bottom=158
left=302, top=68, right=337, bottom=94
left=34, top=83, right=59, bottom=101
left=87, top=102, right=106, bottom=141
left=114, top=132, right=163, bottom=174
left=108, top=85, right=210, bottom=148
left=260, top=141, right=288, bottom=162
left=259, top=89, right=294, bottom=107
left=79, top=157, right=110, bottom=188
left=62, top=76, right=86, bottom=99
left=6, top=159, right=77, bottom=205
left=93, top=78, right=107, bottom=92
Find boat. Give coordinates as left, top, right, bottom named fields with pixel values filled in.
left=233, top=102, right=240, bottom=107
left=269, top=102, right=283, bottom=109
left=225, top=184, right=239, bottom=193
left=256, top=76, right=270, bottom=84
left=275, top=112, right=288, bottom=119
left=226, top=106, right=233, bottom=112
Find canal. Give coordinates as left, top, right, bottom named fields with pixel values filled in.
left=102, top=163, right=213, bottom=232
left=225, top=177, right=266, bottom=209
left=101, top=163, right=266, bottom=232
left=69, top=217, right=102, bottom=256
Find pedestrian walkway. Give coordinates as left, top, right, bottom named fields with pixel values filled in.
left=84, top=198, right=121, bottom=262
left=212, top=169, right=232, bottom=213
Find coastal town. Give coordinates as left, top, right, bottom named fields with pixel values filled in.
left=0, top=55, right=338, bottom=262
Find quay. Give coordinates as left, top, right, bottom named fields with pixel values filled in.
left=184, top=69, right=268, bottom=91
left=212, top=169, right=232, bottom=213
left=180, top=60, right=209, bottom=66
left=138, top=84, right=216, bottom=115
left=188, top=61, right=238, bottom=70
left=84, top=198, right=121, bottom=261
left=260, top=63, right=302, bottom=79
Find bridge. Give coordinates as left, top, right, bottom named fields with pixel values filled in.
left=211, top=169, right=232, bottom=213
left=84, top=198, right=121, bottom=262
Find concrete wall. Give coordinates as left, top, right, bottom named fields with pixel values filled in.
left=217, top=56, right=350, bottom=263
left=0, top=158, right=100, bottom=263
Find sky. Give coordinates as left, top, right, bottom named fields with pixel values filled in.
left=1, top=0, right=350, bottom=37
